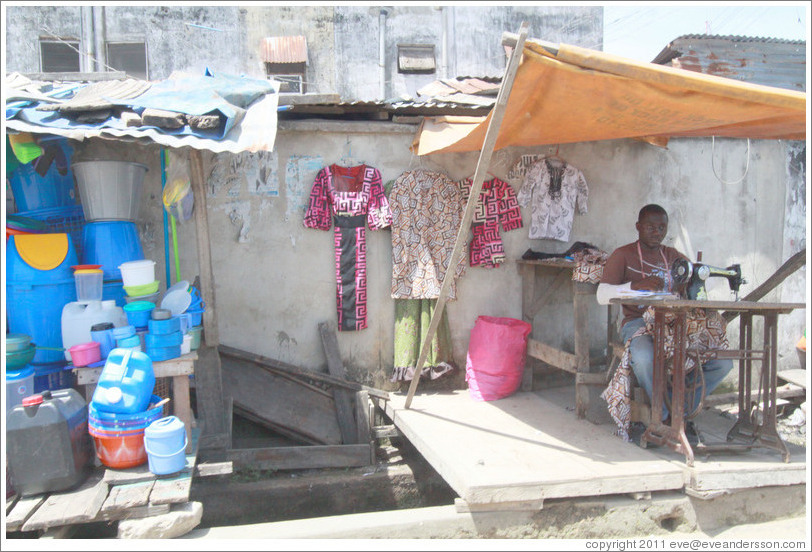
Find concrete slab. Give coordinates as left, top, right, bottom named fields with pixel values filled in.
left=385, top=390, right=685, bottom=505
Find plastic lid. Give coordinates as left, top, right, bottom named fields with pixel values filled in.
left=71, top=264, right=103, bottom=271
left=118, top=259, right=156, bottom=270
left=146, top=415, right=185, bottom=437
left=160, top=289, right=192, bottom=316
left=22, top=394, right=44, bottom=406
left=151, top=308, right=173, bottom=320
left=74, top=268, right=103, bottom=275
left=106, top=387, right=123, bottom=404
left=91, top=322, right=115, bottom=331
left=14, top=234, right=69, bottom=271
left=124, top=300, right=156, bottom=312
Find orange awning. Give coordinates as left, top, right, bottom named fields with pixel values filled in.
left=414, top=40, right=806, bottom=155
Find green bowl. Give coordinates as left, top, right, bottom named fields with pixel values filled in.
left=124, top=280, right=160, bottom=297
left=6, top=344, right=36, bottom=369
left=5, top=333, right=32, bottom=352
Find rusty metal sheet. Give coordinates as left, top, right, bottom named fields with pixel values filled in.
left=261, top=36, right=308, bottom=64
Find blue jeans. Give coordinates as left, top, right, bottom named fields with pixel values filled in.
left=621, top=318, right=733, bottom=421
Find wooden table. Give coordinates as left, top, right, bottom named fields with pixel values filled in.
left=517, top=258, right=605, bottom=419
left=74, top=352, right=197, bottom=452
left=610, top=298, right=805, bottom=466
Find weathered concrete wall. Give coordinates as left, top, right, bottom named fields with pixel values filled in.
left=67, top=130, right=806, bottom=393
left=5, top=5, right=600, bottom=100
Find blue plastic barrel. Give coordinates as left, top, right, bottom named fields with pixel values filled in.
left=6, top=234, right=78, bottom=364
left=81, top=221, right=144, bottom=280
left=103, top=279, right=127, bottom=307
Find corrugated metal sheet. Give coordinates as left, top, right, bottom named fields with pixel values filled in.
left=652, top=34, right=806, bottom=92
left=37, top=78, right=152, bottom=112
left=261, top=36, right=308, bottom=64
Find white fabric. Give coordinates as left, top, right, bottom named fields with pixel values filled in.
left=596, top=282, right=632, bottom=305
left=516, top=158, right=589, bottom=241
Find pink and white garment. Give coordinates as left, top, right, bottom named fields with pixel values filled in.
left=304, top=164, right=392, bottom=331
left=517, top=158, right=588, bottom=242
left=456, top=177, right=523, bottom=268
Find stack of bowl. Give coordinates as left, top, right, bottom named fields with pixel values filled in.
left=6, top=333, right=37, bottom=370
left=120, top=260, right=160, bottom=304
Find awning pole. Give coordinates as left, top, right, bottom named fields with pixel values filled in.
left=404, top=22, right=529, bottom=409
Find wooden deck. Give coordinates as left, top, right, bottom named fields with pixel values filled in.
left=6, top=428, right=202, bottom=536
left=385, top=388, right=806, bottom=510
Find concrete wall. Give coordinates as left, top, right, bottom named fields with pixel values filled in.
left=67, top=131, right=806, bottom=393
left=5, top=5, right=601, bottom=100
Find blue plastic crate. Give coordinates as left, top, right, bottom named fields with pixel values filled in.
left=16, top=205, right=86, bottom=260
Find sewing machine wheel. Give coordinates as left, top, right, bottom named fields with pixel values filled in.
left=671, top=258, right=693, bottom=285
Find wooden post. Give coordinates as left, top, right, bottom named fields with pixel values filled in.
left=319, top=321, right=359, bottom=444
left=573, top=281, right=592, bottom=418
left=188, top=147, right=228, bottom=449
left=404, top=22, right=530, bottom=409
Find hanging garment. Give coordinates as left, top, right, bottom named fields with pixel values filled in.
left=390, top=169, right=466, bottom=300
left=601, top=307, right=729, bottom=441
left=304, top=164, right=392, bottom=331
left=506, top=153, right=545, bottom=183
left=517, top=158, right=589, bottom=242
left=391, top=299, right=455, bottom=382
left=456, top=177, right=523, bottom=268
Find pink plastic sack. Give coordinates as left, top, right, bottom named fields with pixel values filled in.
left=465, top=316, right=533, bottom=401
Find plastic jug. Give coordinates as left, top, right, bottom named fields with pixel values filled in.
left=61, top=299, right=128, bottom=362
left=6, top=389, right=92, bottom=497
left=91, top=348, right=155, bottom=414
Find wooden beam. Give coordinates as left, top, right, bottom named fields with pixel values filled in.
left=405, top=21, right=530, bottom=409
left=527, top=339, right=578, bottom=373
left=319, top=321, right=359, bottom=444
left=218, top=344, right=390, bottom=400
left=723, top=249, right=805, bottom=322
left=226, top=444, right=373, bottom=471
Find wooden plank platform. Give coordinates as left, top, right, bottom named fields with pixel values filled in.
left=386, top=390, right=685, bottom=507
left=6, top=427, right=201, bottom=536
left=387, top=389, right=807, bottom=509
left=777, top=369, right=807, bottom=389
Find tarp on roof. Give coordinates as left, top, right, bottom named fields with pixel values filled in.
left=413, top=40, right=807, bottom=155
left=4, top=71, right=280, bottom=154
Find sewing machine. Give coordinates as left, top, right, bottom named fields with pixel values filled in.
left=671, top=258, right=746, bottom=300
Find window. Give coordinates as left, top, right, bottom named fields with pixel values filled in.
left=397, top=44, right=436, bottom=74
left=106, top=42, right=148, bottom=80
left=270, top=73, right=304, bottom=94
left=40, top=40, right=81, bottom=72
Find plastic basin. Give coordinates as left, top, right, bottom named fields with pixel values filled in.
left=123, top=301, right=155, bottom=328
left=124, top=280, right=159, bottom=297
left=6, top=333, right=32, bottom=352
left=68, top=341, right=101, bottom=367
left=118, top=260, right=156, bottom=288
left=6, top=344, right=37, bottom=369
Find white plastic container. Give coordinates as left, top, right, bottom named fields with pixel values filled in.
left=118, top=260, right=156, bottom=287
left=72, top=161, right=148, bottom=221
left=181, top=334, right=192, bottom=355
left=61, top=300, right=128, bottom=362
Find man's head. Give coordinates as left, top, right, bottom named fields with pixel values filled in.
left=636, top=204, right=669, bottom=250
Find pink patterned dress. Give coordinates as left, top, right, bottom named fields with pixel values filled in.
left=456, top=177, right=523, bottom=268
left=304, top=164, right=392, bottom=331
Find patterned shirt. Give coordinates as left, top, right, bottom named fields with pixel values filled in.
left=517, top=158, right=589, bottom=242
left=390, top=170, right=466, bottom=299
left=456, top=177, right=523, bottom=268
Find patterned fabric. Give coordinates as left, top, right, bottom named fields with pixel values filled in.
left=570, top=246, right=609, bottom=284
left=391, top=299, right=455, bottom=382
left=517, top=158, right=588, bottom=242
left=390, top=170, right=466, bottom=300
left=601, top=307, right=729, bottom=441
left=506, top=154, right=545, bottom=182
left=456, top=177, right=523, bottom=268
left=304, top=164, right=392, bottom=331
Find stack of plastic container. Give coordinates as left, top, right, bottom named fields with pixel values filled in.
left=89, top=349, right=158, bottom=469
left=74, top=161, right=150, bottom=307
left=145, top=309, right=183, bottom=361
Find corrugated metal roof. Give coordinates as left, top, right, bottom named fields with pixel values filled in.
left=37, top=78, right=152, bottom=112
left=261, top=36, right=308, bottom=64
left=651, top=34, right=806, bottom=92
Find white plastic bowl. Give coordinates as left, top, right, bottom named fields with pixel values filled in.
left=119, top=260, right=156, bottom=287
left=161, top=288, right=192, bottom=317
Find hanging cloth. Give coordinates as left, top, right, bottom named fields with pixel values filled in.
left=391, top=299, right=455, bottom=382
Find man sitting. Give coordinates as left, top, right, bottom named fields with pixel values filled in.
left=597, top=204, right=733, bottom=444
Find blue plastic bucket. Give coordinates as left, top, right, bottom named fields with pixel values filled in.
left=7, top=234, right=79, bottom=364
left=123, top=301, right=155, bottom=329
left=144, top=416, right=187, bottom=475
left=91, top=348, right=155, bottom=414
left=89, top=394, right=163, bottom=430
left=32, top=362, right=74, bottom=394
left=81, top=221, right=144, bottom=280
left=9, top=145, right=77, bottom=212
left=146, top=344, right=182, bottom=362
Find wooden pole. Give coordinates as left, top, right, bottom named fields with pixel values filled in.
left=404, top=22, right=530, bottom=409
